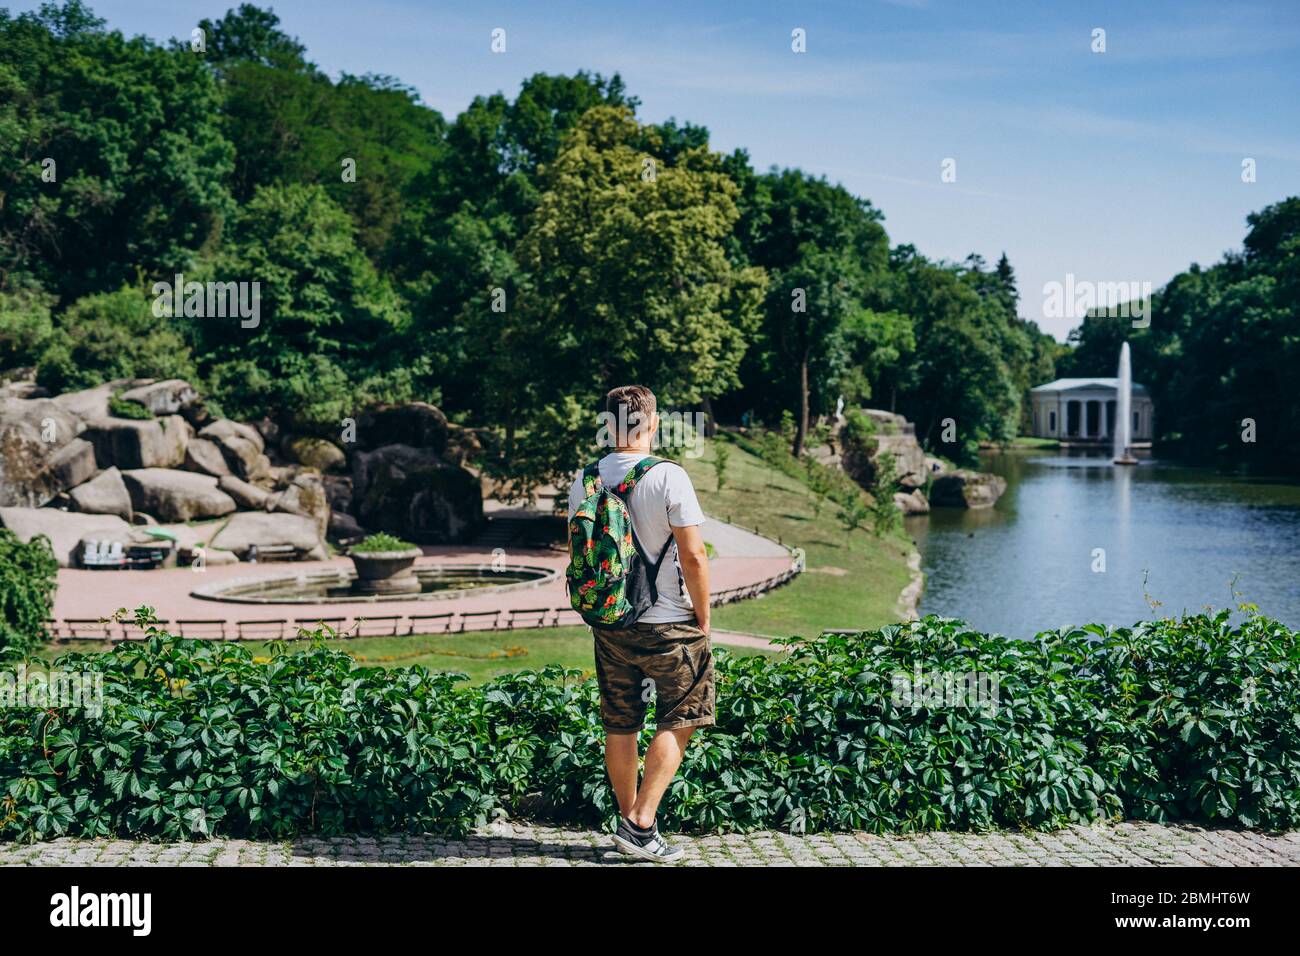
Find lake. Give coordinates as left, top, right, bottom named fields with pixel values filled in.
left=907, top=448, right=1300, bottom=637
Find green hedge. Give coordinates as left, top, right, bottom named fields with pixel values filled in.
left=2, top=611, right=1298, bottom=841
left=0, top=530, right=58, bottom=660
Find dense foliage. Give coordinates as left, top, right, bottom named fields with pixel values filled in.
left=0, top=1, right=1070, bottom=487
left=4, top=611, right=1297, bottom=841
left=2, top=2, right=1292, bottom=477
left=0, top=530, right=58, bottom=660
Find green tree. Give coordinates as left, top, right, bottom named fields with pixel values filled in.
left=502, top=105, right=766, bottom=476
left=190, top=183, right=414, bottom=431
left=0, top=1, right=234, bottom=300
left=732, top=168, right=889, bottom=454
left=34, top=286, right=196, bottom=392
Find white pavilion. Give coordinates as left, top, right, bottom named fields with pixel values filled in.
left=1028, top=377, right=1154, bottom=446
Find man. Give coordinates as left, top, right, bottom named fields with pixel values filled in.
left=567, top=384, right=712, bottom=863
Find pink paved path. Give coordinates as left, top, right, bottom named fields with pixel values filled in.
left=51, top=543, right=794, bottom=641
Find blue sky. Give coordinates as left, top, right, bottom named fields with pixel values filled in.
left=21, top=0, right=1300, bottom=339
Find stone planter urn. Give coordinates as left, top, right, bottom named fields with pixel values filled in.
left=348, top=546, right=423, bottom=595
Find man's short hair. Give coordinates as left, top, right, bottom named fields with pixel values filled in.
left=606, top=385, right=657, bottom=423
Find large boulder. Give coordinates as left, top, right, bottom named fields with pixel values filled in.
left=267, top=471, right=330, bottom=537
left=183, top=437, right=232, bottom=477
left=0, top=507, right=131, bottom=567
left=218, top=474, right=270, bottom=510
left=328, top=510, right=365, bottom=542
left=0, top=378, right=48, bottom=400
left=198, top=419, right=264, bottom=478
left=352, top=443, right=482, bottom=543
left=85, top=415, right=191, bottom=470
left=322, top=474, right=353, bottom=515
left=284, top=435, right=347, bottom=473
left=68, top=466, right=133, bottom=520
left=51, top=382, right=122, bottom=422
left=840, top=409, right=929, bottom=492
left=442, top=423, right=484, bottom=468
left=893, top=489, right=931, bottom=515
left=120, top=468, right=237, bottom=522
left=355, top=402, right=448, bottom=453
left=929, top=470, right=1008, bottom=509
left=198, top=418, right=264, bottom=453
left=209, top=511, right=326, bottom=561
left=45, top=439, right=99, bottom=493
left=0, top=396, right=84, bottom=506
left=116, top=379, right=200, bottom=417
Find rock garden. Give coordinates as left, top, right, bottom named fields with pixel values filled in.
left=0, top=377, right=484, bottom=570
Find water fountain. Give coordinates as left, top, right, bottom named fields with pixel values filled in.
left=1113, top=341, right=1138, bottom=465
left=191, top=561, right=557, bottom=604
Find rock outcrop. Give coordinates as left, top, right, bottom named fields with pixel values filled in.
left=198, top=419, right=264, bottom=479
left=893, top=489, right=931, bottom=515
left=929, top=469, right=1008, bottom=509
left=208, top=512, right=327, bottom=561
left=352, top=443, right=482, bottom=543
left=840, top=409, right=929, bottom=492
left=355, top=402, right=449, bottom=453
left=182, top=437, right=232, bottom=477
left=0, top=396, right=84, bottom=506
left=284, top=435, right=346, bottom=473
left=0, top=507, right=131, bottom=566
left=120, top=468, right=237, bottom=522
left=46, top=439, right=98, bottom=493
left=117, top=379, right=200, bottom=417
left=68, top=466, right=133, bottom=520
left=85, top=415, right=191, bottom=470
left=266, top=471, right=330, bottom=538
left=3, top=380, right=477, bottom=565
left=218, top=474, right=270, bottom=510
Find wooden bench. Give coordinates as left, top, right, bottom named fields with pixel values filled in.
left=175, top=619, right=227, bottom=639
left=407, top=612, right=455, bottom=635
left=459, top=610, right=501, bottom=632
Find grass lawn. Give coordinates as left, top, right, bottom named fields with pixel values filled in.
left=1007, top=436, right=1060, bottom=449
left=684, top=437, right=916, bottom=640
left=40, top=626, right=776, bottom=685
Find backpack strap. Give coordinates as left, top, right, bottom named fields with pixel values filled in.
left=580, top=461, right=603, bottom=496
left=614, top=456, right=667, bottom=495
left=609, top=457, right=677, bottom=596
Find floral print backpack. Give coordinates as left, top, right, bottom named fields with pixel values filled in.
left=567, top=456, right=674, bottom=628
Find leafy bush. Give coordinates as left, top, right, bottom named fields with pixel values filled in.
left=33, top=288, right=197, bottom=394
left=0, top=531, right=58, bottom=660
left=350, top=532, right=417, bottom=553
left=1090, top=612, right=1300, bottom=828
left=108, top=393, right=154, bottom=420
left=3, top=611, right=1298, bottom=842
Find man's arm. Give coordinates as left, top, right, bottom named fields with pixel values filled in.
left=671, top=523, right=710, bottom=634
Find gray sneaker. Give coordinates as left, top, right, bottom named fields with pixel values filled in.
left=612, top=817, right=685, bottom=863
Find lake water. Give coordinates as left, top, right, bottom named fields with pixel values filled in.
left=907, top=449, right=1300, bottom=637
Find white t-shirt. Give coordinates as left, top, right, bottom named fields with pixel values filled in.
left=567, top=453, right=705, bottom=623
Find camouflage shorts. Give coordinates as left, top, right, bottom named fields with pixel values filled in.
left=592, top=620, right=715, bottom=733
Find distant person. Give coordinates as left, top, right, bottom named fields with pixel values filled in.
left=565, top=384, right=712, bottom=863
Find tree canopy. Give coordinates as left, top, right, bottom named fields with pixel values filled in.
left=2, top=1, right=1290, bottom=482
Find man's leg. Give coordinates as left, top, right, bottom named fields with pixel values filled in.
left=604, top=731, right=639, bottom=818
left=628, top=727, right=695, bottom=829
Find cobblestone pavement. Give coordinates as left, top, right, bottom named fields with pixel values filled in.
left=4, top=822, right=1299, bottom=866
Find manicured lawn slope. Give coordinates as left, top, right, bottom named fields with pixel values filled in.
left=684, top=438, right=916, bottom=639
